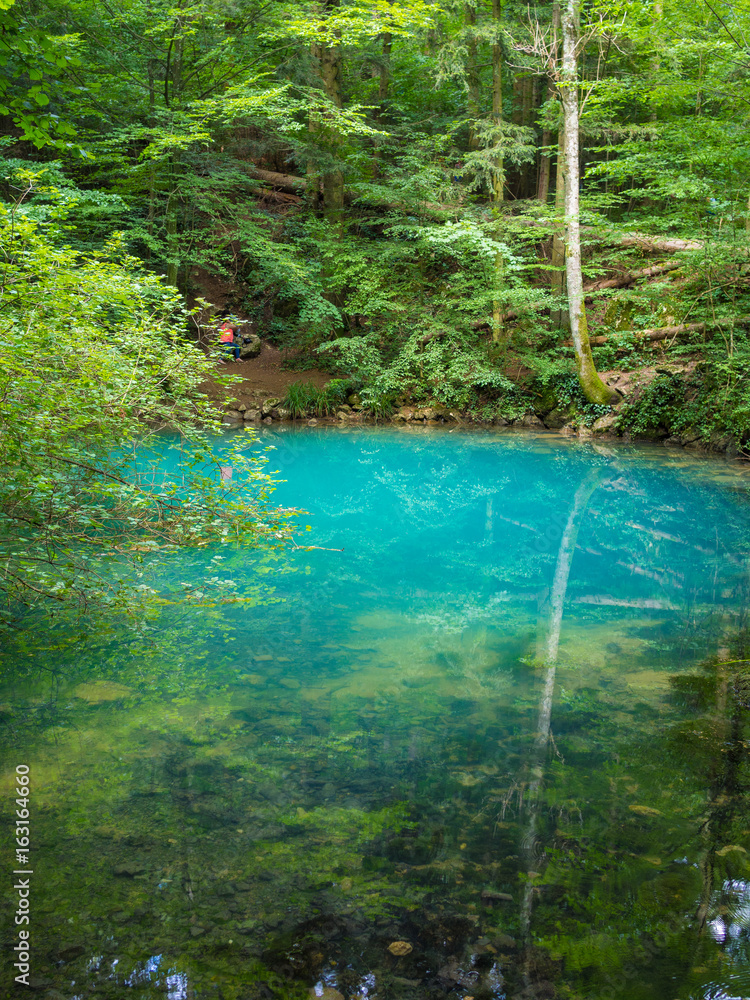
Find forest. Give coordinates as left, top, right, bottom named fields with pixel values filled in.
left=4, top=4, right=750, bottom=1000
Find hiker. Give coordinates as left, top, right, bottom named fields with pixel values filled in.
left=218, top=320, right=240, bottom=361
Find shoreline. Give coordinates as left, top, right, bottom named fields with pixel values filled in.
left=218, top=404, right=745, bottom=460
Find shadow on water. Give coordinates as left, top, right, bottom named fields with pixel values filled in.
left=2, top=428, right=750, bottom=1000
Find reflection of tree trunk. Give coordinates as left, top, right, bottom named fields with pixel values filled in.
left=519, top=470, right=605, bottom=955
left=696, top=646, right=743, bottom=932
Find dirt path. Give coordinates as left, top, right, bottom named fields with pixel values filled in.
left=198, top=341, right=332, bottom=410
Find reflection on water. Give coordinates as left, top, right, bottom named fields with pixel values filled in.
left=3, top=427, right=750, bottom=1000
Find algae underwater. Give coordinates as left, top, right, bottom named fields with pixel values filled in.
left=2, top=426, right=750, bottom=1000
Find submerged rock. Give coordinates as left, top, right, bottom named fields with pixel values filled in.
left=309, top=988, right=344, bottom=1000
left=388, top=940, right=413, bottom=956
left=74, top=681, right=132, bottom=703
left=112, top=862, right=147, bottom=877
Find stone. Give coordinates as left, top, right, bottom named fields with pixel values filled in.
left=347, top=393, right=362, bottom=408
left=261, top=397, right=281, bottom=417
left=664, top=435, right=683, bottom=446
left=263, top=416, right=273, bottom=424
left=190, top=925, right=206, bottom=937
left=388, top=940, right=413, bottom=956
left=307, top=418, right=318, bottom=426
left=309, top=988, right=345, bottom=1000
left=560, top=423, right=575, bottom=436
left=239, top=334, right=261, bottom=359
left=592, top=413, right=617, bottom=434
left=521, top=413, right=544, bottom=427
left=58, top=943, right=85, bottom=961
left=414, top=407, right=436, bottom=420
left=112, top=862, right=147, bottom=877
left=398, top=406, right=415, bottom=421
left=544, top=408, right=565, bottom=428
left=336, top=410, right=350, bottom=420
left=74, top=681, right=131, bottom=702
left=222, top=410, right=243, bottom=423
left=270, top=407, right=292, bottom=420
left=390, top=413, right=406, bottom=423
left=244, top=409, right=261, bottom=421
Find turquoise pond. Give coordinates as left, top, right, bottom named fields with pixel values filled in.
left=3, top=426, right=750, bottom=1000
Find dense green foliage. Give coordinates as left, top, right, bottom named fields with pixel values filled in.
left=0, top=164, right=293, bottom=634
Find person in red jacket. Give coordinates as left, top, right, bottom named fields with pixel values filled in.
left=218, top=320, right=240, bottom=361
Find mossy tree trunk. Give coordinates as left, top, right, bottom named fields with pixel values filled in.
left=559, top=0, right=619, bottom=405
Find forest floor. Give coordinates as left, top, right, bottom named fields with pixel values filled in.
left=191, top=266, right=332, bottom=409
left=197, top=341, right=331, bottom=410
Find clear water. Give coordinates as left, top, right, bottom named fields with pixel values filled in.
left=3, top=426, right=750, bottom=1000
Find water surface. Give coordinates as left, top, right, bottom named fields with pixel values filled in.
left=3, top=427, right=750, bottom=1000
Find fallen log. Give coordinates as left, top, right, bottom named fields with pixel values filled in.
left=585, top=260, right=683, bottom=292
left=244, top=165, right=307, bottom=194
left=617, top=234, right=703, bottom=252
left=509, top=216, right=704, bottom=252
left=251, top=186, right=302, bottom=204
left=470, top=262, right=686, bottom=332
left=564, top=316, right=750, bottom=347
left=239, top=162, right=456, bottom=217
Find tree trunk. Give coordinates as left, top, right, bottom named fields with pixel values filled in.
left=550, top=127, right=568, bottom=330
left=536, top=80, right=555, bottom=202
left=491, top=0, right=506, bottom=344
left=465, top=3, right=480, bottom=150
left=491, top=0, right=504, bottom=202
left=379, top=31, right=393, bottom=107
left=310, top=2, right=345, bottom=221
left=559, top=0, right=619, bottom=405
left=319, top=34, right=344, bottom=222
